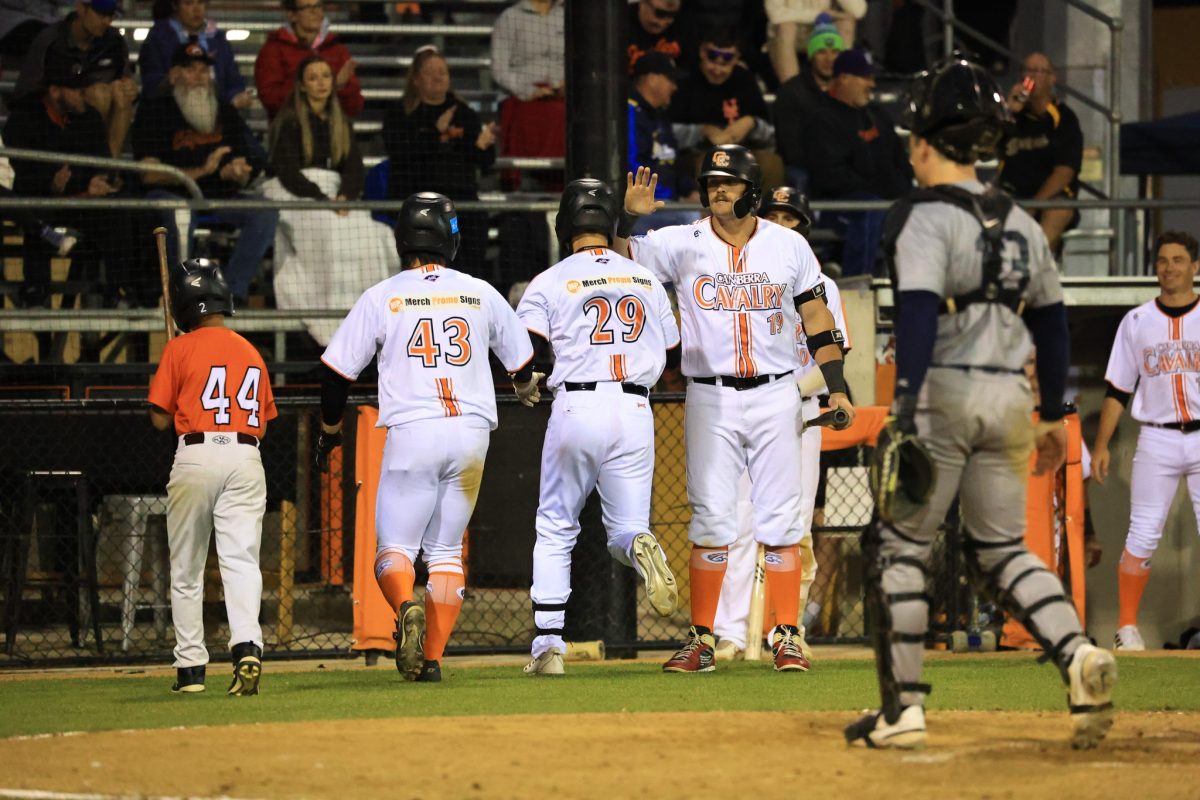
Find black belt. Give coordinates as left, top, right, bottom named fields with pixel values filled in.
left=931, top=364, right=1023, bottom=375
left=693, top=371, right=793, bottom=391
left=183, top=432, right=260, bottom=446
left=563, top=381, right=649, bottom=398
left=1147, top=420, right=1200, bottom=433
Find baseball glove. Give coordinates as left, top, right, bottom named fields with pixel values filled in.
left=869, top=418, right=936, bottom=524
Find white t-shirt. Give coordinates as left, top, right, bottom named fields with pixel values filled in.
left=1104, top=298, right=1200, bottom=425
left=321, top=265, right=534, bottom=429
left=630, top=216, right=822, bottom=378
left=516, top=246, right=680, bottom=391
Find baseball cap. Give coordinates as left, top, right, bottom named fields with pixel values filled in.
left=83, top=0, right=123, bottom=16
left=43, top=48, right=87, bottom=89
left=632, top=51, right=682, bottom=80
left=833, top=48, right=877, bottom=79
left=171, top=40, right=214, bottom=68
left=807, top=13, right=846, bottom=58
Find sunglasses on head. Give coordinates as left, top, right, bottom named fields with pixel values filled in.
left=705, top=48, right=737, bottom=64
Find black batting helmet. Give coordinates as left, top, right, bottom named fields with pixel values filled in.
left=760, top=186, right=813, bottom=236
left=169, top=257, right=234, bottom=333
left=698, top=144, right=762, bottom=219
left=395, top=191, right=460, bottom=263
left=900, top=57, right=1013, bottom=165
left=555, top=178, right=617, bottom=253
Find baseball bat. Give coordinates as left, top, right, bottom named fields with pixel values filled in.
left=153, top=226, right=175, bottom=340
left=564, top=640, right=606, bottom=662
left=809, top=407, right=851, bottom=430
left=744, top=544, right=767, bottom=661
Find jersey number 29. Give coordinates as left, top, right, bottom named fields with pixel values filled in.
left=201, top=366, right=262, bottom=427
left=584, top=295, right=645, bottom=345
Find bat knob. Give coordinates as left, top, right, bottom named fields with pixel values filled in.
left=832, top=408, right=850, bottom=429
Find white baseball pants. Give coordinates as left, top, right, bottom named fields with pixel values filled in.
left=1124, top=425, right=1200, bottom=559
left=167, top=435, right=266, bottom=668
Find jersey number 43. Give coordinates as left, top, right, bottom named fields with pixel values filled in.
left=407, top=317, right=472, bottom=368
left=201, top=366, right=263, bottom=427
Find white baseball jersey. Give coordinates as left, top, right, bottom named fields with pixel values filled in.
left=1105, top=299, right=1200, bottom=425
left=630, top=217, right=823, bottom=378
left=795, top=273, right=849, bottom=393
left=322, top=265, right=534, bottom=429
left=516, top=246, right=681, bottom=390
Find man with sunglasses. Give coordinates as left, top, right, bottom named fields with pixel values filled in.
left=16, top=0, right=137, bottom=157
left=628, top=0, right=691, bottom=75
left=254, top=0, right=363, bottom=119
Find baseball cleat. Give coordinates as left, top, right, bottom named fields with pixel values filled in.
left=227, top=642, right=262, bottom=696
left=523, top=648, right=565, bottom=676
left=713, top=638, right=743, bottom=662
left=171, top=665, right=206, bottom=694
left=394, top=600, right=426, bottom=682
left=1113, top=624, right=1145, bottom=651
left=844, top=705, right=927, bottom=749
left=632, top=533, right=679, bottom=617
left=416, top=659, right=442, bottom=683
left=771, top=625, right=811, bottom=672
left=663, top=626, right=716, bottom=673
left=1067, top=643, right=1117, bottom=750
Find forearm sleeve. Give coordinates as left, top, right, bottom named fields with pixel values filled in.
left=320, top=363, right=352, bottom=426
left=1025, top=302, right=1070, bottom=421
left=893, top=290, right=940, bottom=396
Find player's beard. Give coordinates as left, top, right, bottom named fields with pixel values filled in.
left=174, top=83, right=219, bottom=134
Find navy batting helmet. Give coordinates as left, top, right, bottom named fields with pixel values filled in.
left=900, top=57, right=1013, bottom=165
left=169, top=258, right=234, bottom=333
left=395, top=191, right=460, bottom=263
left=698, top=144, right=762, bottom=219
left=555, top=178, right=617, bottom=254
left=761, top=186, right=813, bottom=236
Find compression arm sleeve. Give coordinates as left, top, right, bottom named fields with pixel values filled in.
left=893, top=290, right=940, bottom=397
left=320, top=363, right=352, bottom=427
left=1025, top=302, right=1070, bottom=422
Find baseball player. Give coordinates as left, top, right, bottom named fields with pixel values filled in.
left=148, top=259, right=276, bottom=696
left=616, top=145, right=855, bottom=674
left=713, top=188, right=848, bottom=667
left=517, top=178, right=682, bottom=676
left=1092, top=230, right=1200, bottom=652
left=845, top=58, right=1116, bottom=750
left=316, top=192, right=539, bottom=684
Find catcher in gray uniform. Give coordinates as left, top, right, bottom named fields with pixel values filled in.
left=844, top=57, right=1117, bottom=750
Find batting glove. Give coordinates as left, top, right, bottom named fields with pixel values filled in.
left=513, top=371, right=546, bottom=407
left=316, top=430, right=343, bottom=473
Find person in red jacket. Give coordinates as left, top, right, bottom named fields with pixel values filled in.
left=253, top=0, right=363, bottom=119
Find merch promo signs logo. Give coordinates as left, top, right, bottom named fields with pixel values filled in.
left=711, top=150, right=730, bottom=167
left=566, top=280, right=581, bottom=294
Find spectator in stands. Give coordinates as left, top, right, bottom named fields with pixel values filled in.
left=804, top=48, right=910, bottom=277
left=999, top=52, right=1083, bottom=255
left=132, top=42, right=276, bottom=303
left=766, top=0, right=865, bottom=83
left=255, top=0, right=362, bottom=120
left=628, top=0, right=691, bottom=74
left=0, top=0, right=61, bottom=67
left=0, top=130, right=79, bottom=258
left=671, top=27, right=780, bottom=188
left=490, top=0, right=564, bottom=183
left=627, top=51, right=697, bottom=232
left=773, top=14, right=844, bottom=189
left=382, top=45, right=496, bottom=278
left=4, top=49, right=157, bottom=309
left=138, top=0, right=253, bottom=108
left=264, top=55, right=396, bottom=344
left=16, top=0, right=138, bottom=157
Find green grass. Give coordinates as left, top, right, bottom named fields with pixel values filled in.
left=1, top=656, right=1196, bottom=739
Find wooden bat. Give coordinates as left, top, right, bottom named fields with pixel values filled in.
left=809, top=407, right=851, bottom=430
left=744, top=543, right=767, bottom=661
left=153, top=226, right=175, bottom=340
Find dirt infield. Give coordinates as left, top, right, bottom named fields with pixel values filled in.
left=2, top=710, right=1198, bottom=799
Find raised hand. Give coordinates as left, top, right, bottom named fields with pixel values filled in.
left=624, top=166, right=665, bottom=217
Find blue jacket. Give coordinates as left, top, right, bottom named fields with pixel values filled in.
left=628, top=89, right=694, bottom=201
left=138, top=18, right=245, bottom=103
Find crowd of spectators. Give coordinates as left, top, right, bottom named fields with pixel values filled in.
left=0, top=0, right=1078, bottom=356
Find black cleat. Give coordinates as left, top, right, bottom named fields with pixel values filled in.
left=172, top=665, right=206, bottom=694
left=415, top=659, right=442, bottom=683
left=228, top=642, right=263, bottom=696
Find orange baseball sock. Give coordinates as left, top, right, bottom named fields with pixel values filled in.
left=689, top=546, right=729, bottom=631
left=764, top=544, right=802, bottom=629
left=1117, top=548, right=1152, bottom=628
left=424, top=559, right=465, bottom=661
left=374, top=550, right=415, bottom=612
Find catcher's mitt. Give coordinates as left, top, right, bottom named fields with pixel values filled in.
left=869, top=420, right=936, bottom=524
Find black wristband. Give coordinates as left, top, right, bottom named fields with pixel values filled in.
left=617, top=209, right=640, bottom=239
left=818, top=359, right=848, bottom=396
left=806, top=328, right=845, bottom=356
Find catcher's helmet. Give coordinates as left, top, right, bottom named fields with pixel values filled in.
left=698, top=144, right=762, bottom=219
left=169, top=257, right=234, bottom=333
left=761, top=186, right=813, bottom=236
left=555, top=178, right=617, bottom=253
left=900, top=57, right=1012, bottom=164
left=395, top=191, right=460, bottom=263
